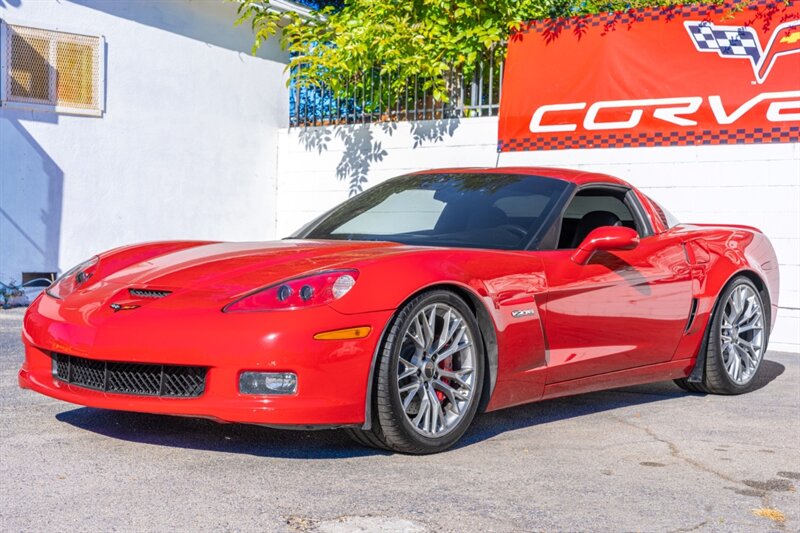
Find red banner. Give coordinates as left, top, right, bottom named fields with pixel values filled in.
left=498, top=1, right=800, bottom=152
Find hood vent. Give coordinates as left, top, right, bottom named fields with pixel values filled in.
left=129, top=288, right=172, bottom=299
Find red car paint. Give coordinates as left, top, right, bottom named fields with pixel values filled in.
left=18, top=168, right=779, bottom=428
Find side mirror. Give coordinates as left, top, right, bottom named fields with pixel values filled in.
left=571, top=226, right=640, bottom=265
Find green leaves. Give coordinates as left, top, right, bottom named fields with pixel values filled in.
left=235, top=0, right=725, bottom=110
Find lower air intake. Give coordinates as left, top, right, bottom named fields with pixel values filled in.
left=51, top=353, right=206, bottom=397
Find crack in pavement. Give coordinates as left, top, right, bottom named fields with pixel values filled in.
left=670, top=519, right=708, bottom=533
left=610, top=414, right=739, bottom=484
left=609, top=414, right=788, bottom=532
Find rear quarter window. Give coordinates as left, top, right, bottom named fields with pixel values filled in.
left=648, top=197, right=680, bottom=228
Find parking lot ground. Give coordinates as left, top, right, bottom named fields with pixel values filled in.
left=1, top=307, right=798, bottom=532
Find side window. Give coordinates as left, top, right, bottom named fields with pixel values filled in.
left=557, top=188, right=640, bottom=249
left=647, top=196, right=680, bottom=228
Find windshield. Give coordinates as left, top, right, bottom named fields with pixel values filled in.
left=295, top=173, right=571, bottom=250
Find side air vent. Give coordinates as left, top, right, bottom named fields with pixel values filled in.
left=685, top=298, right=698, bottom=333
left=129, top=288, right=172, bottom=299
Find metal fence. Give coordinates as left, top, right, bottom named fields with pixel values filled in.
left=289, top=58, right=503, bottom=127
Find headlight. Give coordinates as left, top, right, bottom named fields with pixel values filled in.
left=45, top=256, right=99, bottom=300
left=223, top=269, right=358, bottom=312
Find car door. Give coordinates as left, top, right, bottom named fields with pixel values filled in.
left=539, top=185, right=692, bottom=384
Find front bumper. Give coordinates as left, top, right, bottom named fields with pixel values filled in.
left=19, top=294, right=393, bottom=427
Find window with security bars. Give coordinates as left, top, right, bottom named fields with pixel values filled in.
left=0, top=22, right=104, bottom=115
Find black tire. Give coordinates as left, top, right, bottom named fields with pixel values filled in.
left=675, top=276, right=768, bottom=395
left=347, top=290, right=485, bottom=454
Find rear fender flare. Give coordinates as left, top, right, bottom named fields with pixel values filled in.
left=688, top=268, right=770, bottom=382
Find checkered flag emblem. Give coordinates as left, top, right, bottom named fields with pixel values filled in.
left=685, top=19, right=800, bottom=83
left=685, top=22, right=762, bottom=67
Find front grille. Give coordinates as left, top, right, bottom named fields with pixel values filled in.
left=51, top=353, right=206, bottom=397
left=129, top=288, right=172, bottom=299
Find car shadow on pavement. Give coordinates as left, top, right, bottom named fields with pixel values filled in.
left=459, top=359, right=784, bottom=448
left=55, top=360, right=785, bottom=459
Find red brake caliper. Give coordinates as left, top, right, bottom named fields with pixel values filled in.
left=436, top=346, right=453, bottom=403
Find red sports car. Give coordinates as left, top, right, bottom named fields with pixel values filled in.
left=19, top=168, right=779, bottom=454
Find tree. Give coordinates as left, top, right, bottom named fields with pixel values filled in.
left=236, top=0, right=725, bottom=110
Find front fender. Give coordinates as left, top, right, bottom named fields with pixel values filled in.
left=334, top=248, right=552, bottom=427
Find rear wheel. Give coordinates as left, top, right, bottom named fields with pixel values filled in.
left=347, top=290, right=484, bottom=454
left=675, top=276, right=767, bottom=394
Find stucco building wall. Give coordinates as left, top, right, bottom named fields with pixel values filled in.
left=0, top=0, right=288, bottom=281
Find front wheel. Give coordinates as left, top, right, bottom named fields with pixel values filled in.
left=675, top=276, right=768, bottom=394
left=347, top=290, right=484, bottom=454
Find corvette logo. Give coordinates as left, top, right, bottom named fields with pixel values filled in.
left=685, top=20, right=800, bottom=83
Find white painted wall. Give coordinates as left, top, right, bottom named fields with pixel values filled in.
left=276, top=117, right=800, bottom=352
left=0, top=0, right=288, bottom=281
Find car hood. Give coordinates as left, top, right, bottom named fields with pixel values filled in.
left=101, top=240, right=408, bottom=295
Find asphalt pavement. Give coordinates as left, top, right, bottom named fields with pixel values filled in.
left=1, top=307, right=798, bottom=532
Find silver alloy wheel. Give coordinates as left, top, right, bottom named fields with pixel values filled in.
left=396, top=303, right=477, bottom=437
left=720, top=284, right=765, bottom=385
